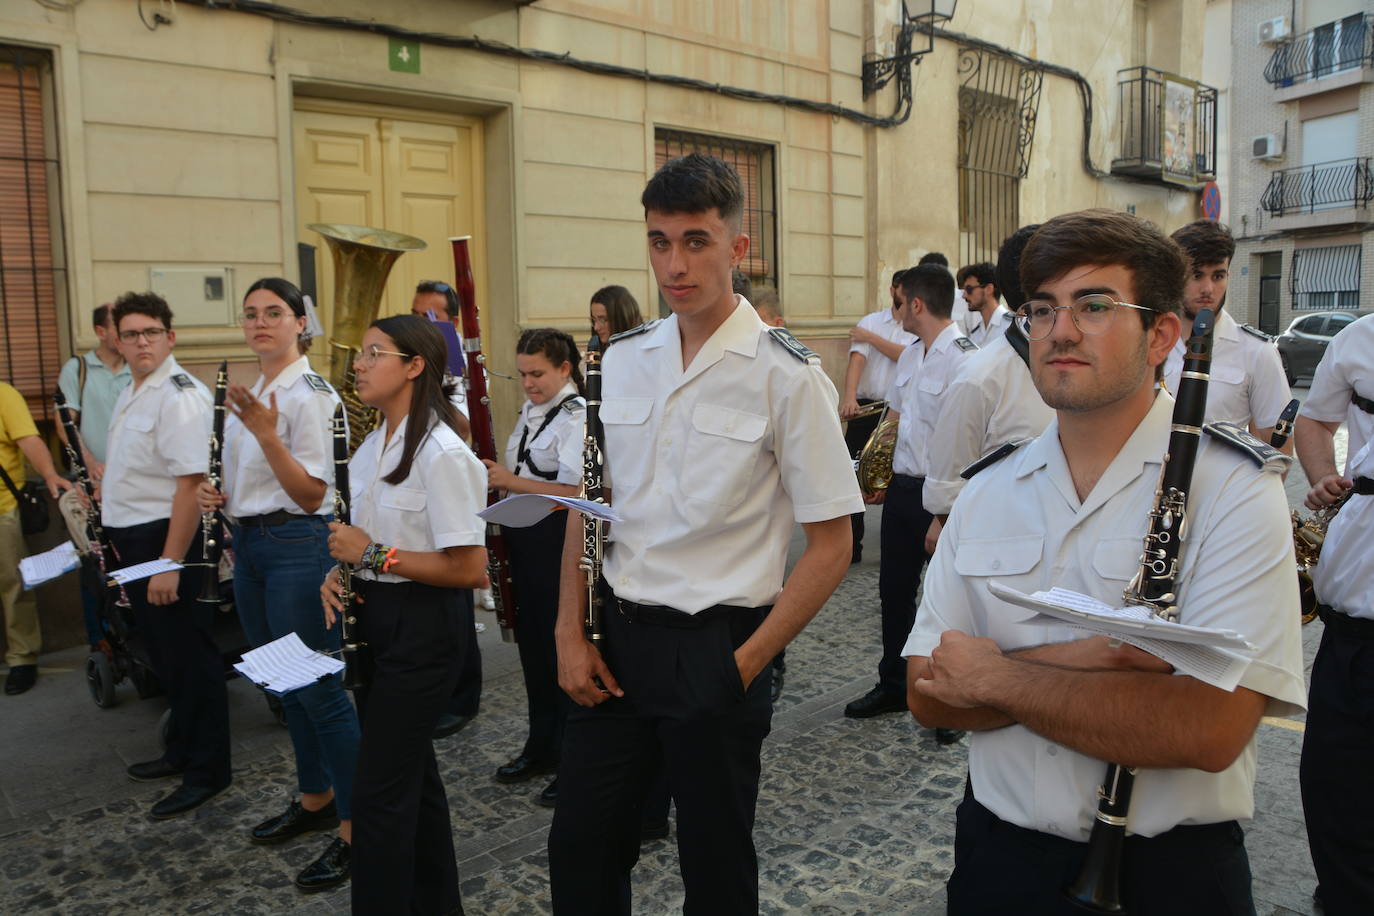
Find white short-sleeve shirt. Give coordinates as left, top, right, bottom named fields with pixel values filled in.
left=223, top=355, right=340, bottom=520
left=848, top=307, right=917, bottom=401
left=599, top=297, right=863, bottom=613
left=1299, top=312, right=1374, bottom=473
left=102, top=356, right=211, bottom=527
left=963, top=304, right=1015, bottom=349
left=349, top=411, right=486, bottom=583
left=903, top=392, right=1307, bottom=841
left=503, top=381, right=586, bottom=487
left=1311, top=439, right=1374, bottom=619
left=1162, top=309, right=1292, bottom=431
left=885, top=322, right=978, bottom=479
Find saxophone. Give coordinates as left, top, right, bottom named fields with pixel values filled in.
left=1293, top=490, right=1353, bottom=625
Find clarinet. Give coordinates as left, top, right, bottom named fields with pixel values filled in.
left=53, top=390, right=131, bottom=610
left=198, top=362, right=229, bottom=604
left=1067, top=309, right=1215, bottom=913
left=332, top=404, right=369, bottom=689
left=579, top=334, right=606, bottom=643
left=451, top=234, right=518, bottom=643
left=1270, top=398, right=1299, bottom=449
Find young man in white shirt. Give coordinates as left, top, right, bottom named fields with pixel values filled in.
left=957, top=261, right=1013, bottom=348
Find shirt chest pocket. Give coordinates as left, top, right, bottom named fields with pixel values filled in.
left=380, top=486, right=427, bottom=513
left=684, top=404, right=769, bottom=508
left=918, top=374, right=947, bottom=397
left=953, top=534, right=1044, bottom=580
left=600, top=397, right=655, bottom=489
left=124, top=412, right=155, bottom=435
left=1210, top=362, right=1245, bottom=388
left=1092, top=537, right=1143, bottom=586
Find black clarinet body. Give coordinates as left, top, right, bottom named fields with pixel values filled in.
left=1067, top=309, right=1215, bottom=914
left=53, top=389, right=131, bottom=611
left=579, top=335, right=606, bottom=643
left=1270, top=397, right=1299, bottom=449
left=332, top=404, right=369, bottom=690
left=198, top=362, right=228, bottom=604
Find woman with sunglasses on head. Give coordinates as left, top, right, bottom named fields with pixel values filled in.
left=483, top=329, right=587, bottom=807
left=196, top=277, right=361, bottom=892
left=321, top=315, right=487, bottom=916
left=588, top=285, right=644, bottom=349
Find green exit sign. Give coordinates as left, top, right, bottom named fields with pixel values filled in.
left=389, top=38, right=420, bottom=73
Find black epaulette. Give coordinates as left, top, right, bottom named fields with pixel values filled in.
left=562, top=396, right=586, bottom=413
left=609, top=319, right=660, bottom=343
left=304, top=373, right=331, bottom=392
left=170, top=373, right=196, bottom=390
left=1204, top=422, right=1291, bottom=474
left=1240, top=324, right=1276, bottom=343
left=954, top=336, right=978, bottom=352
left=767, top=327, right=818, bottom=362
left=960, top=439, right=1027, bottom=480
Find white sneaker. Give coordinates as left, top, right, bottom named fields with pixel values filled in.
left=477, top=587, right=495, bottom=610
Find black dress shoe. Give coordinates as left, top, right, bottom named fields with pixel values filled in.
left=843, top=686, right=906, bottom=719
left=432, top=713, right=472, bottom=741
left=770, top=667, right=785, bottom=704
left=295, top=836, right=351, bottom=893
left=494, top=755, right=557, bottom=784
left=251, top=799, right=340, bottom=845
left=4, top=664, right=36, bottom=695
left=127, top=758, right=185, bottom=782
left=149, top=783, right=226, bottom=820
left=935, top=728, right=966, bottom=745
left=535, top=778, right=558, bottom=809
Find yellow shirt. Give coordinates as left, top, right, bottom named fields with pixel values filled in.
left=0, top=383, right=38, bottom=516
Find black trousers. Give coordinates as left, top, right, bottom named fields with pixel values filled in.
left=445, top=590, right=482, bottom=719
left=506, top=511, right=571, bottom=762
left=549, top=597, right=772, bottom=915
left=1301, top=614, right=1374, bottom=915
left=948, top=794, right=1255, bottom=915
left=351, top=580, right=468, bottom=916
left=844, top=397, right=882, bottom=548
left=877, top=476, right=931, bottom=695
left=106, top=520, right=230, bottom=790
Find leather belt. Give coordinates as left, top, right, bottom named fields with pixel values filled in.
left=233, top=509, right=311, bottom=528
left=1317, top=605, right=1374, bottom=640
left=889, top=473, right=925, bottom=490
left=614, top=597, right=734, bottom=629
left=1353, top=476, right=1374, bottom=495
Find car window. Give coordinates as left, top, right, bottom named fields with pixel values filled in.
left=1293, top=316, right=1324, bottom=334
left=1327, top=313, right=1356, bottom=334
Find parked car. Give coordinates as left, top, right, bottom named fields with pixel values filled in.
left=1275, top=310, right=1371, bottom=384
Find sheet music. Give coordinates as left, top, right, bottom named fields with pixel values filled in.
left=478, top=493, right=622, bottom=528
left=107, top=557, right=184, bottom=585
left=19, top=540, right=81, bottom=590
left=233, top=632, right=345, bottom=696
left=988, top=581, right=1255, bottom=691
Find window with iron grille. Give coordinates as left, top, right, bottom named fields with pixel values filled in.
left=0, top=45, right=67, bottom=424
left=654, top=130, right=777, bottom=300
left=1291, top=244, right=1361, bottom=311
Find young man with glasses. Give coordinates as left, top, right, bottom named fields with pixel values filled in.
left=102, top=292, right=231, bottom=820
left=957, top=262, right=1012, bottom=348
left=903, top=210, right=1305, bottom=913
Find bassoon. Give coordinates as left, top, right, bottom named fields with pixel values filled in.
left=451, top=235, right=517, bottom=643
left=197, top=361, right=228, bottom=604
left=578, top=333, right=606, bottom=643
left=53, top=389, right=131, bottom=611
left=1066, top=309, right=1215, bottom=913
left=332, top=404, right=369, bottom=689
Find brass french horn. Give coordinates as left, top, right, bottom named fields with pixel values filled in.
left=853, top=402, right=898, bottom=498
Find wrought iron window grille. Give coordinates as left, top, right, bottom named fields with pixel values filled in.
left=1260, top=157, right=1374, bottom=217
left=1265, top=13, right=1373, bottom=88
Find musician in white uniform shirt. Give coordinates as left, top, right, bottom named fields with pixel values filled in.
left=904, top=210, right=1305, bottom=914
left=957, top=261, right=1014, bottom=348
left=1296, top=312, right=1374, bottom=484
left=321, top=315, right=487, bottom=916
left=198, top=277, right=360, bottom=892
left=102, top=292, right=231, bottom=820
left=548, top=153, right=861, bottom=914
left=1161, top=220, right=1292, bottom=448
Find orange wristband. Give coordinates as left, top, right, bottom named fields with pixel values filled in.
left=381, top=547, right=399, bottom=574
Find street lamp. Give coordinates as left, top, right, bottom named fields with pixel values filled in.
left=862, top=0, right=960, bottom=99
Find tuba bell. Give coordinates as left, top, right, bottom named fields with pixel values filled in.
left=1292, top=489, right=1353, bottom=624
left=308, top=223, right=427, bottom=450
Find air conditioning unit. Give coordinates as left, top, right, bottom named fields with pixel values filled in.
left=1258, top=16, right=1293, bottom=44
left=1252, top=135, right=1285, bottom=160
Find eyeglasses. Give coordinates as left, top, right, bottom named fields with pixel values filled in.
left=1017, top=295, right=1156, bottom=341
left=353, top=344, right=412, bottom=367
left=239, top=307, right=292, bottom=327
left=118, top=327, right=169, bottom=344
left=961, top=283, right=985, bottom=295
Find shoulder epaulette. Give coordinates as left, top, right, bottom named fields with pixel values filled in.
left=1240, top=324, right=1276, bottom=343
left=562, top=396, right=587, bottom=413
left=960, top=439, right=1026, bottom=480
left=304, top=373, right=331, bottom=392
left=1204, top=421, right=1291, bottom=474
left=954, top=336, right=978, bottom=352
left=609, top=319, right=660, bottom=343
left=767, top=327, right=817, bottom=363
left=170, top=373, right=195, bottom=390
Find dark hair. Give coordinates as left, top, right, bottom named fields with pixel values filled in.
left=752, top=285, right=781, bottom=315
left=92, top=304, right=113, bottom=328
left=245, top=277, right=311, bottom=353
left=113, top=291, right=174, bottom=331
left=641, top=153, right=744, bottom=228
left=517, top=328, right=586, bottom=397
left=732, top=269, right=752, bottom=298
left=995, top=224, right=1041, bottom=310
left=370, top=315, right=465, bottom=486
left=415, top=280, right=461, bottom=319
left=919, top=252, right=949, bottom=268
left=957, top=262, right=998, bottom=297
left=1170, top=220, right=1235, bottom=269
left=890, top=268, right=908, bottom=289
left=590, top=285, right=643, bottom=338
left=899, top=264, right=956, bottom=319
left=1020, top=209, right=1186, bottom=323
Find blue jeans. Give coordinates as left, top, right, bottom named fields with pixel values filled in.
left=233, top=515, right=361, bottom=819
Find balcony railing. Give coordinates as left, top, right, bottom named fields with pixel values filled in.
left=1111, top=67, right=1217, bottom=184
left=1260, top=157, right=1374, bottom=217
left=1265, top=13, right=1374, bottom=87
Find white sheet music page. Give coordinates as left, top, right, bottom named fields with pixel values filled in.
left=108, top=557, right=184, bottom=585
left=233, top=632, right=345, bottom=696
left=988, top=581, right=1256, bottom=692
left=478, top=493, right=622, bottom=528
left=19, top=540, right=81, bottom=590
